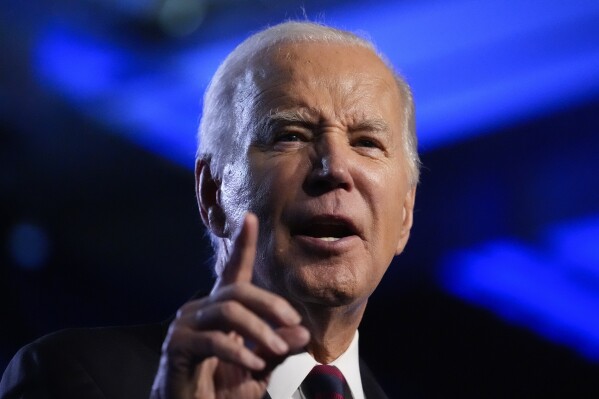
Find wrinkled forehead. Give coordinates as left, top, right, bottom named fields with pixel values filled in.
left=235, top=42, right=402, bottom=125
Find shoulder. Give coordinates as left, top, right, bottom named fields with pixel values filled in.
left=37, top=322, right=167, bottom=358
left=17, top=322, right=168, bottom=376
left=0, top=322, right=168, bottom=399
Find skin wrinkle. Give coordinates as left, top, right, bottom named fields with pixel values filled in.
left=179, top=30, right=419, bottom=393
left=210, top=41, right=415, bottom=362
left=263, top=108, right=392, bottom=138
left=199, top=34, right=418, bottom=191
left=250, top=62, right=397, bottom=145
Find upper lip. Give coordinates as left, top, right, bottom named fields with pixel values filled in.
left=290, top=214, right=363, bottom=240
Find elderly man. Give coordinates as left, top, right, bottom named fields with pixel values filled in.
left=0, top=21, right=418, bottom=399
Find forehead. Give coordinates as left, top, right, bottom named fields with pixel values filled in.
left=265, top=41, right=391, bottom=77
left=246, top=42, right=402, bottom=122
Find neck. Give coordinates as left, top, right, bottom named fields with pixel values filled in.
left=300, top=299, right=367, bottom=364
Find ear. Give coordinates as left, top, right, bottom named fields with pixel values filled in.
left=195, top=158, right=227, bottom=238
left=395, top=186, right=416, bottom=255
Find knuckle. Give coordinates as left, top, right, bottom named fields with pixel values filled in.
left=269, top=296, right=287, bottom=312
left=163, top=328, right=187, bottom=356
left=179, top=301, right=195, bottom=313
left=217, top=284, right=240, bottom=301
left=194, top=309, right=204, bottom=324
left=236, top=281, right=252, bottom=291
left=176, top=300, right=199, bottom=318
left=204, top=332, right=224, bottom=355
left=230, top=343, right=245, bottom=360
left=219, top=300, right=241, bottom=319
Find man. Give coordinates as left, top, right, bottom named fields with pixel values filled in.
left=0, top=21, right=419, bottom=399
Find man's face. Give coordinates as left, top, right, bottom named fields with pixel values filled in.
left=219, top=42, right=415, bottom=310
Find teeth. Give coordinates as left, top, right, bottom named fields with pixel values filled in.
left=318, top=237, right=340, bottom=242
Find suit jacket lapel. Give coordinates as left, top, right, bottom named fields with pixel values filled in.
left=359, top=358, right=390, bottom=399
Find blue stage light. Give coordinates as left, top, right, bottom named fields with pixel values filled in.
left=33, top=0, right=599, bottom=166
left=442, top=215, right=599, bottom=361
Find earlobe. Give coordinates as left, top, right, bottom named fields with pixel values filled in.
left=196, top=158, right=228, bottom=237
left=207, top=206, right=228, bottom=237
left=395, top=187, right=416, bottom=255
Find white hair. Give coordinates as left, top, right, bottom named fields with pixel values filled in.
left=196, top=21, right=420, bottom=274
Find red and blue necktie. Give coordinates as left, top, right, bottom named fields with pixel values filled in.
left=301, top=365, right=349, bottom=399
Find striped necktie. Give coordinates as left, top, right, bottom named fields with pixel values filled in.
left=301, top=364, right=349, bottom=399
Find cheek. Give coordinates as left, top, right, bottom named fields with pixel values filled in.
left=248, top=161, right=302, bottom=290
left=362, top=162, right=398, bottom=208
left=248, top=155, right=306, bottom=211
left=249, top=156, right=306, bottom=249
left=363, top=164, right=408, bottom=244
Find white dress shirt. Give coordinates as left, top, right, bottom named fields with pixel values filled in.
left=267, top=330, right=364, bottom=399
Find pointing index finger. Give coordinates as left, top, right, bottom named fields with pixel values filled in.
left=214, top=212, right=259, bottom=289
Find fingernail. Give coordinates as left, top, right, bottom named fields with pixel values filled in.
left=272, top=336, right=289, bottom=354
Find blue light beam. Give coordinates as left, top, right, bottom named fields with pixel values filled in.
left=442, top=215, right=599, bottom=361
left=33, top=0, right=599, bottom=166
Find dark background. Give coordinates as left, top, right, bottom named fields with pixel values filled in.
left=2, top=1, right=599, bottom=397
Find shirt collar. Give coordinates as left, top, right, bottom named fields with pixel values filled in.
left=267, top=330, right=364, bottom=399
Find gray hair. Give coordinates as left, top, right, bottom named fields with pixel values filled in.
left=196, top=21, right=420, bottom=274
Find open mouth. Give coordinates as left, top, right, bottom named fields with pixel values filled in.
left=292, top=216, right=360, bottom=242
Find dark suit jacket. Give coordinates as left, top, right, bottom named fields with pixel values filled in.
left=0, top=322, right=390, bottom=399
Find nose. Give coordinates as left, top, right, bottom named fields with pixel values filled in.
left=306, top=134, right=354, bottom=193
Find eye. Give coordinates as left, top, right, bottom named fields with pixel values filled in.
left=272, top=128, right=313, bottom=146
left=274, top=132, right=303, bottom=142
left=355, top=138, right=378, bottom=148
left=353, top=136, right=383, bottom=149
left=270, top=131, right=311, bottom=151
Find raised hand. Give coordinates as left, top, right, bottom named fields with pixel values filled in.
left=150, top=213, right=310, bottom=399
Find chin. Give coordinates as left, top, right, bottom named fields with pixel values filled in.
left=286, top=262, right=362, bottom=307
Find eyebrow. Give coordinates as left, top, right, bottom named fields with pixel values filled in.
left=349, top=118, right=390, bottom=135
left=259, top=108, right=390, bottom=134
left=252, top=108, right=317, bottom=143
left=265, top=108, right=319, bottom=127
